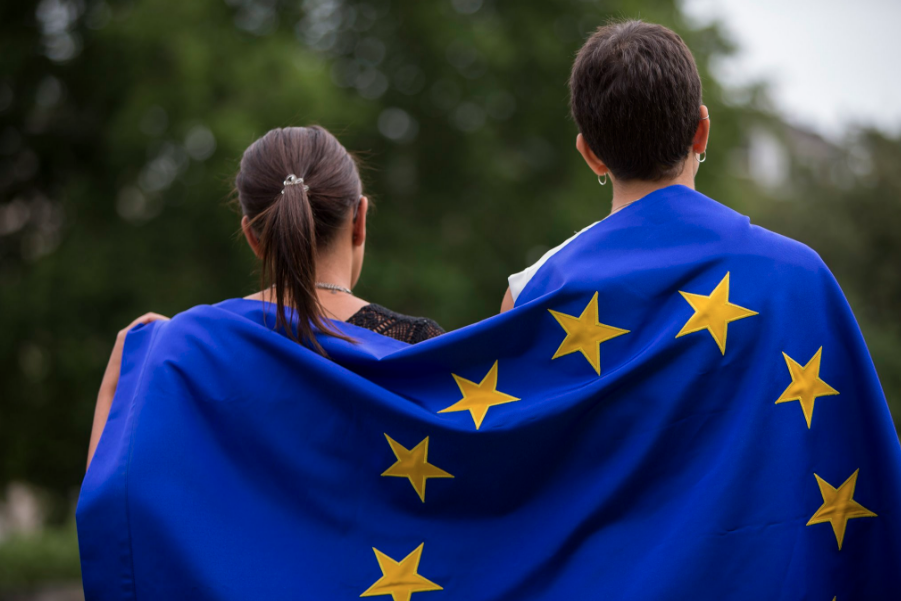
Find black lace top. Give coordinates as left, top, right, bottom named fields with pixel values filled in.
left=346, top=304, right=445, bottom=344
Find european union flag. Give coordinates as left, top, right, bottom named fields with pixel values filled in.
left=78, top=185, right=901, bottom=599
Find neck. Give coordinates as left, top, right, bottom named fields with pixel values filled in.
left=310, top=247, right=369, bottom=321
left=609, top=164, right=696, bottom=215
left=248, top=246, right=367, bottom=322
left=314, top=250, right=354, bottom=292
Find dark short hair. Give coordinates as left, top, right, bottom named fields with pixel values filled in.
left=570, top=20, right=702, bottom=181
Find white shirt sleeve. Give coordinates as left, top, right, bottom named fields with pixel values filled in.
left=507, top=221, right=602, bottom=304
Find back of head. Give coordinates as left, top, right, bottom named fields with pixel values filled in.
left=570, top=20, right=702, bottom=182
left=235, top=126, right=362, bottom=350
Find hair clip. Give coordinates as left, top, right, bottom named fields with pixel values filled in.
left=281, top=174, right=310, bottom=194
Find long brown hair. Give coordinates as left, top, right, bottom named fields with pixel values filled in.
left=235, top=126, right=362, bottom=351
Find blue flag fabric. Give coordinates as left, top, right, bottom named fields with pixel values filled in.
left=77, top=185, right=901, bottom=600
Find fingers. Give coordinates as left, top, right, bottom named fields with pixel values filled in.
left=118, top=312, right=170, bottom=338
left=133, top=312, right=169, bottom=325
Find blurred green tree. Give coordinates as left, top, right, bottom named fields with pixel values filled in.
left=0, top=0, right=897, bottom=519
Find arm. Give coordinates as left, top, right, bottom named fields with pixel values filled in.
left=500, top=287, right=515, bottom=314
left=87, top=313, right=169, bottom=470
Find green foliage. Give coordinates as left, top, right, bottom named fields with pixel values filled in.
left=0, top=519, right=80, bottom=588
left=0, top=0, right=899, bottom=521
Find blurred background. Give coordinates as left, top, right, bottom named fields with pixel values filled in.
left=1, top=0, right=899, bottom=596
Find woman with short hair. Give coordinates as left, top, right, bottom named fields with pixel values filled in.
left=502, top=21, right=710, bottom=310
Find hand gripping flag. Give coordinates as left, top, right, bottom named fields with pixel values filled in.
left=77, top=185, right=901, bottom=600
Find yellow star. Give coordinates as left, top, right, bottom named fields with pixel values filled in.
left=439, top=361, right=519, bottom=430
left=381, top=434, right=454, bottom=503
left=775, top=347, right=839, bottom=428
left=548, top=292, right=630, bottom=375
left=360, top=543, right=442, bottom=601
left=676, top=272, right=758, bottom=354
left=807, top=469, right=877, bottom=550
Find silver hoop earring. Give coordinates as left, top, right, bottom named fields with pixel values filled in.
left=597, top=173, right=607, bottom=186
left=697, top=151, right=707, bottom=163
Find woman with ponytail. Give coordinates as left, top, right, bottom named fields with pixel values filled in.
left=86, top=125, right=442, bottom=468
left=235, top=125, right=443, bottom=348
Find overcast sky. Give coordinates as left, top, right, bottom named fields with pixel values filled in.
left=681, top=0, right=901, bottom=140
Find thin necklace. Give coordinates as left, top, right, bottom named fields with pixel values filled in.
left=316, top=282, right=353, bottom=295
left=609, top=197, right=640, bottom=216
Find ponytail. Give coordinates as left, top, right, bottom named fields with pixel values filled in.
left=237, top=127, right=361, bottom=353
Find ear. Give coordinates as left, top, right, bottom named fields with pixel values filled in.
left=576, top=133, right=609, bottom=177
left=693, top=105, right=711, bottom=155
left=352, top=196, right=368, bottom=247
left=241, top=215, right=262, bottom=258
